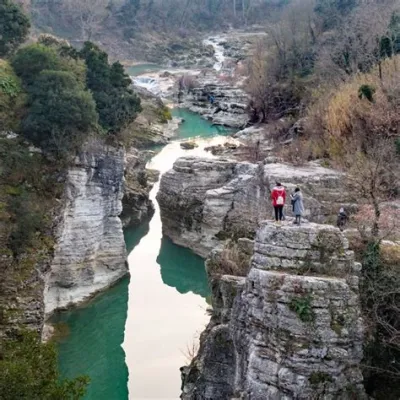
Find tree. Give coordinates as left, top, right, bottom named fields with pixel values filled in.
left=0, top=331, right=89, bottom=399
left=314, top=0, right=357, bottom=30
left=79, top=42, right=141, bottom=133
left=62, top=0, right=111, bottom=40
left=0, top=0, right=30, bottom=57
left=11, top=44, right=61, bottom=86
left=21, top=70, right=98, bottom=155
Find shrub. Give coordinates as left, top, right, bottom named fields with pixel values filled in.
left=12, top=44, right=61, bottom=87
left=0, top=59, right=26, bottom=130
left=21, top=70, right=98, bottom=156
left=289, top=295, right=315, bottom=323
left=0, top=0, right=30, bottom=57
left=361, top=241, right=400, bottom=399
left=0, top=330, right=89, bottom=399
left=207, top=241, right=251, bottom=277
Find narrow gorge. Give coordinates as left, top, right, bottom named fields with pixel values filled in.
left=2, top=2, right=400, bottom=397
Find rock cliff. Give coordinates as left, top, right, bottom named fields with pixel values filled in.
left=44, top=140, right=128, bottom=315
left=182, top=223, right=366, bottom=399
left=121, top=147, right=155, bottom=228
left=181, top=74, right=249, bottom=128
left=157, top=157, right=346, bottom=258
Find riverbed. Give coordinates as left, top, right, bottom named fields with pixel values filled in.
left=54, top=110, right=235, bottom=399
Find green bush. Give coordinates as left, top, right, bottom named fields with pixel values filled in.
left=0, top=0, right=30, bottom=57
left=21, top=70, right=98, bottom=156
left=0, top=59, right=26, bottom=130
left=79, top=42, right=141, bottom=133
left=0, top=331, right=89, bottom=399
left=12, top=44, right=61, bottom=87
left=289, top=295, right=315, bottom=323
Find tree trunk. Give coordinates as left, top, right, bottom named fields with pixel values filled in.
left=371, top=190, right=380, bottom=238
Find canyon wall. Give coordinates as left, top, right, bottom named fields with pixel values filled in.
left=158, top=156, right=347, bottom=258
left=182, top=223, right=366, bottom=399
left=44, top=140, right=128, bottom=315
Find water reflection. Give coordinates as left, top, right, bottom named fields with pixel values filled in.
left=124, top=221, right=150, bottom=254
left=53, top=278, right=130, bottom=400
left=157, top=237, right=209, bottom=298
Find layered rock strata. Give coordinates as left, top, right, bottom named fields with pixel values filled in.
left=181, top=74, right=249, bottom=128
left=158, top=157, right=346, bottom=258
left=121, top=147, right=155, bottom=228
left=44, top=140, right=128, bottom=315
left=182, top=223, right=366, bottom=399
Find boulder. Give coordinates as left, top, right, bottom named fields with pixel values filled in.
left=180, top=141, right=198, bottom=150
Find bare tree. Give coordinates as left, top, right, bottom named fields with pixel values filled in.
left=63, top=0, right=111, bottom=40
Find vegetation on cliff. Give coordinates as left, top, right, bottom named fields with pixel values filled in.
left=0, top=0, right=30, bottom=57
left=243, top=1, right=400, bottom=396
left=0, top=2, right=141, bottom=398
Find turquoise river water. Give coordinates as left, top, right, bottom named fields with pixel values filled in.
left=54, top=110, right=232, bottom=399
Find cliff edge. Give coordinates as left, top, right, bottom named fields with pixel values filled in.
left=182, top=222, right=366, bottom=399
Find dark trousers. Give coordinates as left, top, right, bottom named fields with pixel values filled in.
left=274, top=205, right=284, bottom=221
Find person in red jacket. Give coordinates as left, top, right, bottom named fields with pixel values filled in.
left=271, top=182, right=286, bottom=223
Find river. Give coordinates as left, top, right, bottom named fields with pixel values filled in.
left=54, top=110, right=233, bottom=399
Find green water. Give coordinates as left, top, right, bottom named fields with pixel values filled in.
left=54, top=110, right=227, bottom=399
left=125, top=64, right=162, bottom=76
left=54, top=278, right=130, bottom=400
left=172, top=108, right=231, bottom=139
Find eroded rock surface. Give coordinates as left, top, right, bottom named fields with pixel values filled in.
left=121, top=148, right=155, bottom=228
left=182, top=223, right=366, bottom=399
left=44, top=140, right=127, bottom=315
left=158, top=157, right=346, bottom=257
left=180, top=73, right=249, bottom=128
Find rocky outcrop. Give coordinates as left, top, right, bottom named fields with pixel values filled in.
left=121, top=148, right=155, bottom=228
left=125, top=87, right=180, bottom=148
left=180, top=73, right=249, bottom=128
left=157, top=157, right=347, bottom=258
left=44, top=140, right=128, bottom=315
left=182, top=223, right=366, bottom=399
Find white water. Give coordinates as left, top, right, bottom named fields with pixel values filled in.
left=132, top=76, right=161, bottom=95
left=203, top=37, right=226, bottom=71
left=123, top=136, right=234, bottom=399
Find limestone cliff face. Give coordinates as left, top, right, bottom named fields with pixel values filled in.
left=121, top=148, right=155, bottom=228
left=181, top=74, right=249, bottom=128
left=182, top=223, right=366, bottom=399
left=44, top=140, right=127, bottom=315
left=158, top=157, right=346, bottom=258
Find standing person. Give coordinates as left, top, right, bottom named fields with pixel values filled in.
left=291, top=187, right=305, bottom=225
left=271, top=182, right=286, bottom=224
left=336, top=207, right=348, bottom=231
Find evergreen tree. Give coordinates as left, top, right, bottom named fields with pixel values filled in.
left=79, top=42, right=141, bottom=133
left=22, top=70, right=98, bottom=155
left=0, top=0, right=30, bottom=57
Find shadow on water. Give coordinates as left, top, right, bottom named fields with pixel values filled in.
left=124, top=220, right=150, bottom=254
left=53, top=277, right=130, bottom=400
left=156, top=237, right=210, bottom=299
left=53, top=221, right=152, bottom=400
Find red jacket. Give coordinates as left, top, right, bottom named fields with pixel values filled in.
left=271, top=186, right=286, bottom=207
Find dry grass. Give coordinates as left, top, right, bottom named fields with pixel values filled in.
left=181, top=340, right=199, bottom=365
left=302, top=56, right=400, bottom=162
left=207, top=241, right=252, bottom=277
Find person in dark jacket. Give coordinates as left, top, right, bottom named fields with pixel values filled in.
left=291, top=187, right=305, bottom=225
left=337, top=207, right=348, bottom=231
